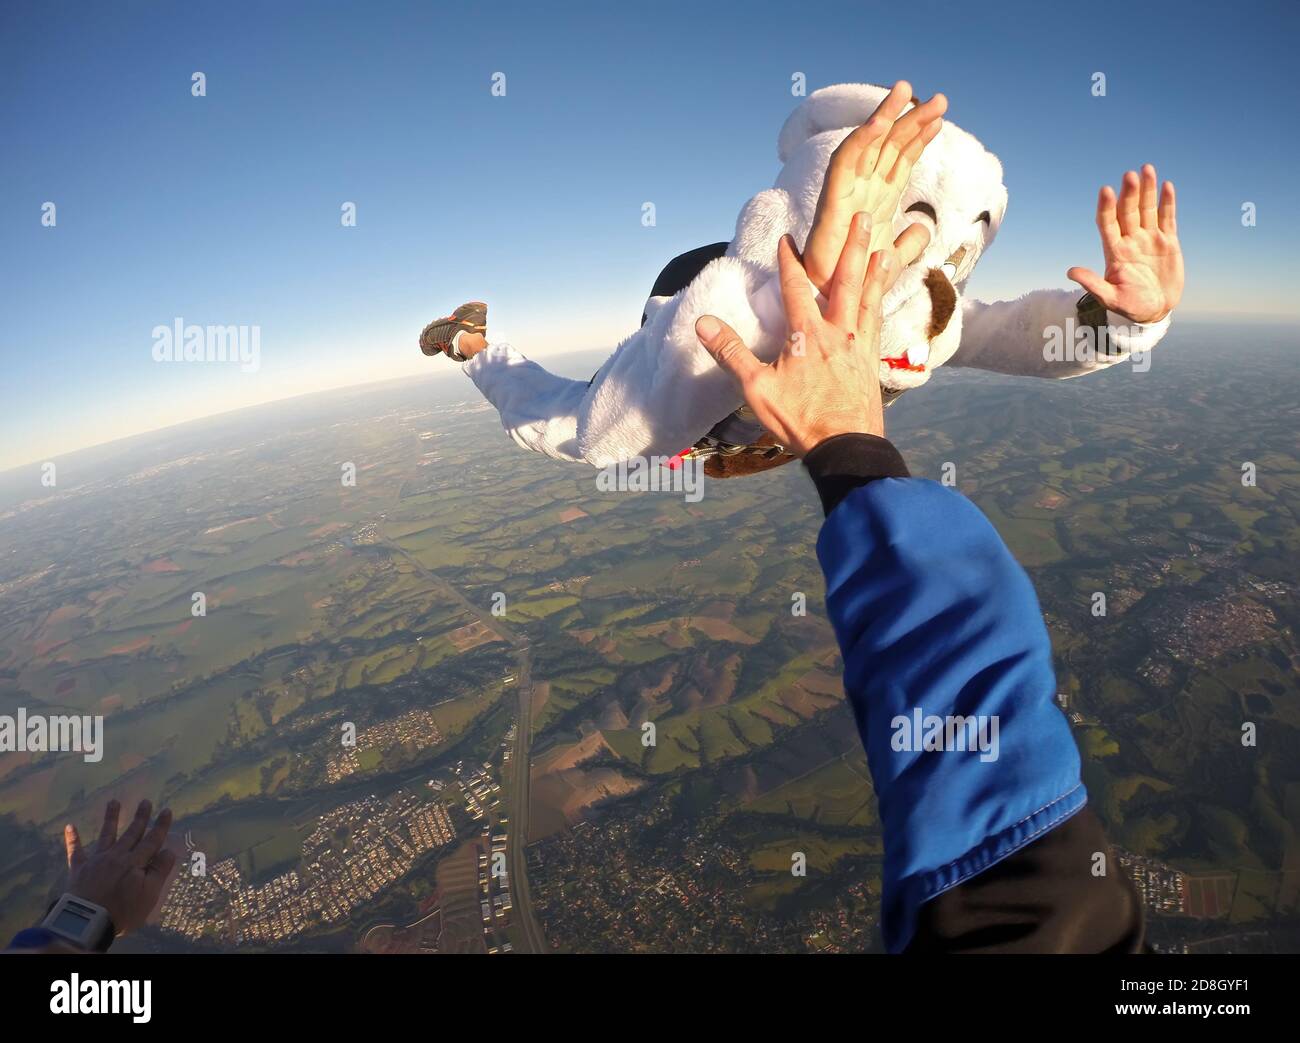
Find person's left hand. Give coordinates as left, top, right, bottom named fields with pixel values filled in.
left=1067, top=164, right=1184, bottom=324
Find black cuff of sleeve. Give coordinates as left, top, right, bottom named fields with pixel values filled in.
left=802, top=432, right=910, bottom=516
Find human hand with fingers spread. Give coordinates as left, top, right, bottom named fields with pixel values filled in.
left=803, top=80, right=946, bottom=304
left=1068, top=164, right=1183, bottom=324
left=65, top=798, right=177, bottom=936
left=696, top=214, right=893, bottom=456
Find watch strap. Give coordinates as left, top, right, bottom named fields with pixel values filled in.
left=1076, top=291, right=1118, bottom=356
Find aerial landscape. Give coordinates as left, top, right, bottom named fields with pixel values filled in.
left=1, top=322, right=1295, bottom=954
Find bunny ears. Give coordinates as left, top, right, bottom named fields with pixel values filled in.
left=777, top=83, right=907, bottom=163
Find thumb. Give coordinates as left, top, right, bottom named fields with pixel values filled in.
left=696, top=315, right=763, bottom=386
left=1067, top=266, right=1115, bottom=307
left=65, top=823, right=85, bottom=870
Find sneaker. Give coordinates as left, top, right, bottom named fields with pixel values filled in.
left=419, top=301, right=487, bottom=360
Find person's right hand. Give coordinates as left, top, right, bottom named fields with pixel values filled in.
left=802, top=81, right=946, bottom=303
left=696, top=213, right=893, bottom=457
left=64, top=799, right=177, bottom=936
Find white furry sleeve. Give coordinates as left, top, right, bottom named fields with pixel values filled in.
left=462, top=257, right=785, bottom=466
left=951, top=290, right=1172, bottom=379
left=461, top=344, right=588, bottom=462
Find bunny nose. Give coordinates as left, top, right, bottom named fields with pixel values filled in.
left=923, top=264, right=958, bottom=340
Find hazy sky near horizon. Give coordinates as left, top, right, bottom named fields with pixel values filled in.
left=3, top=0, right=1298, bottom=472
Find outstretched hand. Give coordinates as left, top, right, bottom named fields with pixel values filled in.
left=696, top=214, right=894, bottom=456
left=803, top=80, right=946, bottom=309
left=1068, top=164, right=1183, bottom=324
left=65, top=798, right=177, bottom=937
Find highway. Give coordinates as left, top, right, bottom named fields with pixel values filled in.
left=382, top=531, right=547, bottom=953
left=504, top=643, right=547, bottom=953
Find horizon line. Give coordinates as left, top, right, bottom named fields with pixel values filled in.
left=0, top=345, right=616, bottom=478
left=3, top=313, right=1295, bottom=476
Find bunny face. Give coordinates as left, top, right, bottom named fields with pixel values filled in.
left=733, top=84, right=1008, bottom=394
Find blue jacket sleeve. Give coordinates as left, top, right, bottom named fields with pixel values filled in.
left=817, top=477, right=1086, bottom=952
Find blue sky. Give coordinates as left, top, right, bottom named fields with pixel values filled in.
left=2, top=0, right=1297, bottom=471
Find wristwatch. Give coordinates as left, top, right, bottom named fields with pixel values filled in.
left=1076, top=291, right=1118, bottom=356
left=41, top=893, right=116, bottom=952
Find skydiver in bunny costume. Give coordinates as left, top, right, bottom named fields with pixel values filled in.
left=419, top=82, right=1184, bottom=478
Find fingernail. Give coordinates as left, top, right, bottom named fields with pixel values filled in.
left=879, top=252, right=893, bottom=271
left=856, top=213, right=871, bottom=241
left=696, top=315, right=721, bottom=339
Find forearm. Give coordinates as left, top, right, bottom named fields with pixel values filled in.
left=808, top=434, right=1123, bottom=951
left=952, top=290, right=1172, bottom=379
left=462, top=343, right=590, bottom=462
